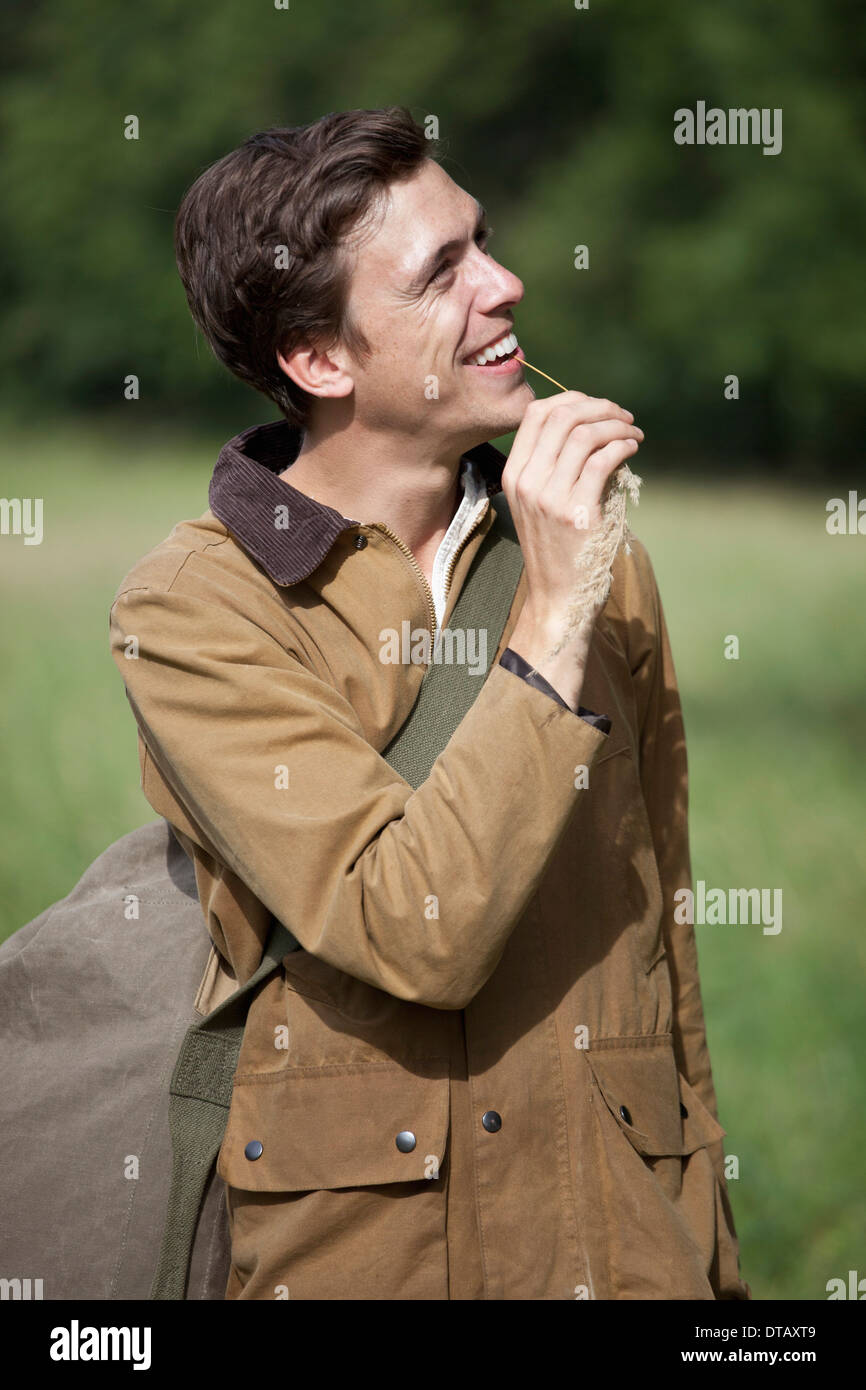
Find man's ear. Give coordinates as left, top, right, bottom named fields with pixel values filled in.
left=276, top=341, right=354, bottom=400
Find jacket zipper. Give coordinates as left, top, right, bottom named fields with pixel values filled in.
left=371, top=523, right=437, bottom=640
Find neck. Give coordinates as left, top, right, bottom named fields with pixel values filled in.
left=280, top=409, right=474, bottom=557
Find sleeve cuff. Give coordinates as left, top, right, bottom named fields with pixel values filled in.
left=499, top=648, right=612, bottom=735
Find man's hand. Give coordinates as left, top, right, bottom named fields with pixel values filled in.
left=503, top=391, right=643, bottom=709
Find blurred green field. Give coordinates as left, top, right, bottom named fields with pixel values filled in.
left=1, top=419, right=864, bottom=1301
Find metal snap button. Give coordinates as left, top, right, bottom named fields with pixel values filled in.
left=395, top=1130, right=416, bottom=1152
left=244, top=1140, right=264, bottom=1161
left=481, top=1110, right=502, bottom=1133
left=619, top=1105, right=633, bottom=1126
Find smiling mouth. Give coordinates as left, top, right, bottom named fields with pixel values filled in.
left=463, top=330, right=520, bottom=367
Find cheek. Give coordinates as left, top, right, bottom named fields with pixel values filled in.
left=361, top=298, right=469, bottom=393
left=415, top=285, right=467, bottom=342
left=357, top=350, right=421, bottom=409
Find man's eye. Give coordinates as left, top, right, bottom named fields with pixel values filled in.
left=428, top=227, right=494, bottom=286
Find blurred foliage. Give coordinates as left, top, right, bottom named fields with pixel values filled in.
left=1, top=0, right=864, bottom=469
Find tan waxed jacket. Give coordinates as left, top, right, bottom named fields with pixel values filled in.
left=109, top=419, right=750, bottom=1301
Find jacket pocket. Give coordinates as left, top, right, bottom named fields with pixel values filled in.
left=217, top=1060, right=450, bottom=1193
left=216, top=1061, right=451, bottom=1299
left=581, top=1037, right=733, bottom=1299
left=587, top=1043, right=724, bottom=1203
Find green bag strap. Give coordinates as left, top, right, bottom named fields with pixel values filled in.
left=150, top=919, right=299, bottom=1301
left=151, top=490, right=523, bottom=1299
left=381, top=492, right=520, bottom=787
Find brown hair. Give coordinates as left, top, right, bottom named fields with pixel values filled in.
left=174, top=107, right=433, bottom=427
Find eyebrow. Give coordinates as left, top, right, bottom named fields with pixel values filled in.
left=404, top=199, right=488, bottom=293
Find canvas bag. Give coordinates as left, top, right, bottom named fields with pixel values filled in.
left=0, top=494, right=522, bottom=1301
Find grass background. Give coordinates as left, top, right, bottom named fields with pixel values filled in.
left=2, top=418, right=864, bottom=1300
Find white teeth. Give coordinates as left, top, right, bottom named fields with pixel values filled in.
left=470, top=331, right=518, bottom=366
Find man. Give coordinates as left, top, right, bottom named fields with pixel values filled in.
left=109, top=106, right=749, bottom=1300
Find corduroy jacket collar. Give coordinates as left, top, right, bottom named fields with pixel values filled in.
left=208, top=419, right=508, bottom=588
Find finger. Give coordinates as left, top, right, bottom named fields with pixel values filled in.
left=541, top=418, right=643, bottom=504
left=504, top=391, right=588, bottom=489
left=568, top=437, right=640, bottom=514
left=518, top=399, right=640, bottom=497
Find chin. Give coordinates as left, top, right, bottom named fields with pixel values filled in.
left=485, top=403, right=532, bottom=439
left=438, top=383, right=531, bottom=453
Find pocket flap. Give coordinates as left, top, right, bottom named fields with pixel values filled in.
left=585, top=1041, right=725, bottom=1157
left=217, top=1061, right=450, bottom=1193
left=677, top=1073, right=727, bottom=1154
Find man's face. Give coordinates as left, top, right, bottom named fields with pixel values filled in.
left=336, top=159, right=534, bottom=450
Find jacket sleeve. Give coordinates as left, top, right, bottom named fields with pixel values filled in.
left=499, top=648, right=612, bottom=732
left=625, top=538, right=750, bottom=1298
left=109, top=574, right=610, bottom=1010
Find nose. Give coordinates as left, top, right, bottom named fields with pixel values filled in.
left=469, top=246, right=524, bottom=314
